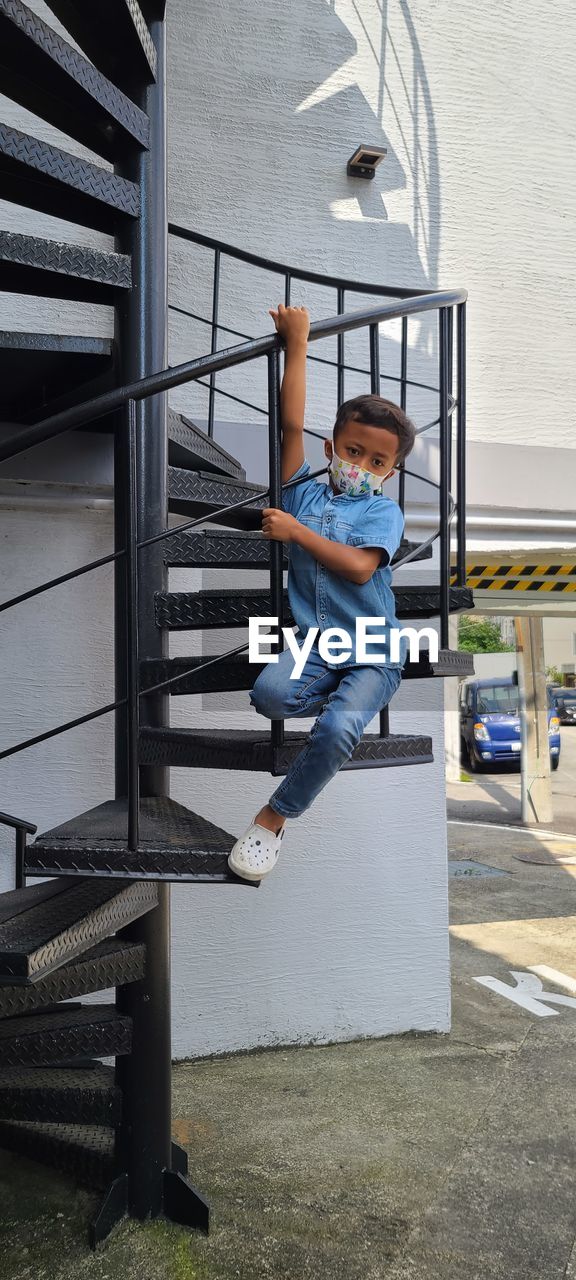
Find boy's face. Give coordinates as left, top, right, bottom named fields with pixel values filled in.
left=324, top=419, right=399, bottom=492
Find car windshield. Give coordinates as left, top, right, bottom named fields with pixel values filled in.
left=556, top=690, right=576, bottom=702
left=476, top=685, right=518, bottom=714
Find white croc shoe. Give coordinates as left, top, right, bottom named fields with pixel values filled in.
left=228, top=815, right=286, bottom=882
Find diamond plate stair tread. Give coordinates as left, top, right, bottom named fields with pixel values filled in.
left=140, top=648, right=475, bottom=695
left=0, top=231, right=131, bottom=304
left=46, top=0, right=157, bottom=86
left=167, top=410, right=245, bottom=477
left=0, top=123, right=139, bottom=232
left=0, top=331, right=114, bottom=419
left=155, top=586, right=474, bottom=629
left=0, top=1119, right=114, bottom=1188
left=26, top=796, right=258, bottom=885
left=168, top=466, right=265, bottom=530
left=0, top=877, right=158, bottom=984
left=0, top=1004, right=132, bottom=1068
left=163, top=528, right=428, bottom=568
left=0, top=1064, right=121, bottom=1124
left=0, top=940, right=146, bottom=1019
left=0, top=0, right=149, bottom=160
left=139, top=728, right=434, bottom=773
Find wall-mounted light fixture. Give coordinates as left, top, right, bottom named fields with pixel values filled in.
left=347, top=144, right=387, bottom=179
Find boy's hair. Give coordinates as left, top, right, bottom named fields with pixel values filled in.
left=333, top=394, right=416, bottom=464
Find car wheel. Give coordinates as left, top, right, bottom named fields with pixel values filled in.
left=551, top=756, right=560, bottom=772
left=467, top=744, right=483, bottom=773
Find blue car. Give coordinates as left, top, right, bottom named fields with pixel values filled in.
left=460, top=676, right=561, bottom=772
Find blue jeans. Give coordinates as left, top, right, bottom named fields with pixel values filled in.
left=249, top=643, right=403, bottom=818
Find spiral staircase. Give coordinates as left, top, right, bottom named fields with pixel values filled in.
left=0, top=0, right=472, bottom=1248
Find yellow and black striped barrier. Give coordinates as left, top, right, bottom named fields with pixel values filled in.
left=450, top=564, right=576, bottom=593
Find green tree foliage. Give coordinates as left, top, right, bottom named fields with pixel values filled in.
left=458, top=616, right=515, bottom=653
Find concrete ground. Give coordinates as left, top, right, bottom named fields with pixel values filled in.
left=2, top=819, right=576, bottom=1280
left=448, top=724, right=576, bottom=835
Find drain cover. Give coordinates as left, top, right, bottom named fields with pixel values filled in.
left=513, top=850, right=576, bottom=866
left=448, top=860, right=509, bottom=878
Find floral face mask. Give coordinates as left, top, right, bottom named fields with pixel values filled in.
left=328, top=447, right=392, bottom=496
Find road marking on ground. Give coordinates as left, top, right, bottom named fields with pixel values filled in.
left=474, top=969, right=576, bottom=1017
left=527, top=964, right=576, bottom=996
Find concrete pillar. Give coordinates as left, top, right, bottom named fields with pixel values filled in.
left=444, top=613, right=462, bottom=782
left=514, top=616, right=554, bottom=826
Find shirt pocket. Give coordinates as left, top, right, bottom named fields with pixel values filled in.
left=330, top=517, right=355, bottom=542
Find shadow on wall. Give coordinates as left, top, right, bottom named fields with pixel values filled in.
left=169, top=0, right=443, bottom=431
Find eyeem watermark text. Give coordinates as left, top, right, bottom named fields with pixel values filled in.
left=249, top=617, right=439, bottom=679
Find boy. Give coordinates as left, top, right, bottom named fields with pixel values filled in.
left=228, top=303, right=416, bottom=881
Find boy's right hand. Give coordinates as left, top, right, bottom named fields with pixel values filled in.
left=269, top=303, right=310, bottom=346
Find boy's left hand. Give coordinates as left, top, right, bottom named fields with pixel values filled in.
left=261, top=508, right=301, bottom=542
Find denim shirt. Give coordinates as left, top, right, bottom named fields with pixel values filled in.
left=281, top=458, right=407, bottom=671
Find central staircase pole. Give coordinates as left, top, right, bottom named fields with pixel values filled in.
left=104, top=12, right=207, bottom=1237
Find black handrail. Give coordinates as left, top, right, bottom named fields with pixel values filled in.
left=1, top=282, right=467, bottom=861
left=169, top=222, right=434, bottom=300
left=0, top=291, right=466, bottom=466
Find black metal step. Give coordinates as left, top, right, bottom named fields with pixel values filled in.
left=0, top=877, right=158, bottom=984
left=24, top=797, right=260, bottom=884
left=0, top=231, right=131, bottom=304
left=163, top=526, right=429, bottom=569
left=0, top=1064, right=121, bottom=1125
left=140, top=649, right=475, bottom=696
left=0, top=1004, right=132, bottom=1068
left=0, top=124, right=139, bottom=233
left=155, top=585, right=474, bottom=630
left=0, top=939, right=146, bottom=1020
left=0, top=331, right=114, bottom=420
left=139, top=728, right=434, bottom=775
left=168, top=466, right=265, bottom=529
left=167, top=410, right=245, bottom=478
left=0, top=1120, right=114, bottom=1188
left=46, top=0, right=157, bottom=89
left=0, top=0, right=149, bottom=161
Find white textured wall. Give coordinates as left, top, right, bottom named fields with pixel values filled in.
left=167, top=0, right=576, bottom=450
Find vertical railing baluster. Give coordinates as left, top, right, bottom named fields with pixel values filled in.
left=207, top=248, right=220, bottom=439
left=398, top=315, right=408, bottom=514
left=15, top=827, right=25, bottom=891
left=126, top=399, right=140, bottom=852
left=369, top=323, right=390, bottom=738
left=337, top=287, right=345, bottom=406
left=439, top=308, right=450, bottom=649
left=284, top=273, right=291, bottom=307
left=456, top=302, right=467, bottom=588
left=268, top=349, right=284, bottom=751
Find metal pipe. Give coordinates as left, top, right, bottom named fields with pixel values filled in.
left=398, top=316, right=408, bottom=513
left=268, top=349, right=285, bottom=750
left=126, top=401, right=140, bottom=853
left=0, top=548, right=124, bottom=614
left=284, top=273, right=291, bottom=306
left=207, top=248, right=220, bottom=439
left=15, top=827, right=25, bottom=891
left=0, top=698, right=126, bottom=762
left=439, top=308, right=450, bottom=647
left=169, top=221, right=436, bottom=300
left=369, top=324, right=389, bottom=738
left=114, top=15, right=172, bottom=1223
left=456, top=302, right=467, bottom=587
left=337, top=288, right=345, bottom=405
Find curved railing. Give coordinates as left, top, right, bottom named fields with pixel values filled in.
left=0, top=276, right=467, bottom=854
